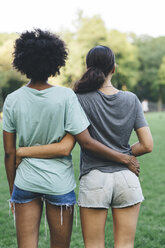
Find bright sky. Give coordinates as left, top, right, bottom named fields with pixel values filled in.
left=0, top=0, right=165, bottom=37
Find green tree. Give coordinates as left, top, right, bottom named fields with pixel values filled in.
left=57, top=23, right=139, bottom=91
left=157, top=56, right=165, bottom=111
left=0, top=33, right=18, bottom=46
left=56, top=15, right=108, bottom=87
left=0, top=35, right=27, bottom=107
left=107, top=30, right=139, bottom=90
left=134, top=36, right=165, bottom=104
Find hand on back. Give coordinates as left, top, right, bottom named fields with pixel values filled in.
left=16, top=148, right=22, bottom=168
left=127, top=156, right=140, bottom=177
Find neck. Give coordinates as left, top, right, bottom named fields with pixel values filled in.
left=101, top=80, right=113, bottom=88
left=101, top=73, right=113, bottom=87
left=26, top=79, right=53, bottom=90
left=30, top=79, right=48, bottom=85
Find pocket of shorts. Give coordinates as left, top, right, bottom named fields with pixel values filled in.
left=121, top=170, right=141, bottom=188
left=79, top=170, right=105, bottom=191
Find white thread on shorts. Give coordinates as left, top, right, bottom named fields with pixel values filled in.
left=44, top=200, right=47, bottom=237
left=41, top=197, right=47, bottom=238
left=60, top=205, right=63, bottom=225
left=8, top=200, right=16, bottom=227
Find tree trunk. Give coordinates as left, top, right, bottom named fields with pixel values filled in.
left=157, top=85, right=162, bottom=112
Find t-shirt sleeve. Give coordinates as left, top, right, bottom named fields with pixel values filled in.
left=2, top=96, right=16, bottom=133
left=64, top=90, right=90, bottom=135
left=134, top=96, right=148, bottom=130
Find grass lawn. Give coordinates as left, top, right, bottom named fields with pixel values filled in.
left=0, top=112, right=165, bottom=247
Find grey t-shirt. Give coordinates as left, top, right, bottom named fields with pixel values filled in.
left=76, top=90, right=148, bottom=178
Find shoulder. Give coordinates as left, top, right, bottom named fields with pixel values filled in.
left=76, top=91, right=97, bottom=101
left=55, top=86, right=75, bottom=96
left=120, top=91, right=140, bottom=103
left=4, top=87, right=25, bottom=104
left=121, top=90, right=137, bottom=99
left=76, top=91, right=94, bottom=103
left=50, top=86, right=77, bottom=105
left=8, top=87, right=24, bottom=97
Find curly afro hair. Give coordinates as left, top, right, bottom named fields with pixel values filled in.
left=13, top=29, right=68, bottom=81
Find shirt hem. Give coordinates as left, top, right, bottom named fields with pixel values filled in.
left=2, top=127, right=16, bottom=133
left=69, top=123, right=90, bottom=135
left=79, top=167, right=128, bottom=179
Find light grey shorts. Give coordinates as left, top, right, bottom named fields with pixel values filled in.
left=78, top=169, right=144, bottom=209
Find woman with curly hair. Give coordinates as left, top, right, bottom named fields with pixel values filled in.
left=3, top=30, right=140, bottom=248
left=15, top=45, right=153, bottom=248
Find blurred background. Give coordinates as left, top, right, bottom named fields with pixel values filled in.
left=0, top=1, right=165, bottom=247
left=0, top=0, right=165, bottom=114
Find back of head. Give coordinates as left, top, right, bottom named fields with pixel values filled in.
left=13, top=29, right=68, bottom=81
left=74, top=45, right=115, bottom=93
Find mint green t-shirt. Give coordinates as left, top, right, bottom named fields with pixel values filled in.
left=3, top=86, right=89, bottom=195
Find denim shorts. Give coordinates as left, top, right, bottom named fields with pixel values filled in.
left=11, top=185, right=76, bottom=206
left=78, top=169, right=144, bottom=209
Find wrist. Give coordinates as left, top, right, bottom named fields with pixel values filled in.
left=16, top=147, right=24, bottom=158
left=121, top=154, right=130, bottom=165
left=130, top=148, right=134, bottom=156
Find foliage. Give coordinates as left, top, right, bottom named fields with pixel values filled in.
left=0, top=14, right=165, bottom=105
left=158, top=56, right=165, bottom=86
left=0, top=37, right=27, bottom=109
left=107, top=30, right=140, bottom=89
left=56, top=15, right=108, bottom=87
left=134, top=36, right=165, bottom=104
left=0, top=33, right=18, bottom=46
left=56, top=15, right=140, bottom=91
left=157, top=56, right=165, bottom=110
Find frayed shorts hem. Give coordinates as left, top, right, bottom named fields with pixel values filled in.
left=11, top=198, right=76, bottom=206
left=11, top=185, right=76, bottom=206
left=112, top=198, right=144, bottom=209
left=78, top=198, right=144, bottom=209
left=78, top=203, right=109, bottom=209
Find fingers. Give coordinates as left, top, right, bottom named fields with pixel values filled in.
left=127, top=155, right=141, bottom=177
left=134, top=169, right=139, bottom=177
left=129, top=156, right=140, bottom=169
left=136, top=171, right=139, bottom=177
left=16, top=157, right=22, bottom=168
left=128, top=164, right=140, bottom=177
left=135, top=167, right=140, bottom=177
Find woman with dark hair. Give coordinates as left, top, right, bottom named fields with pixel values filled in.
left=3, top=32, right=139, bottom=248
left=74, top=45, right=153, bottom=248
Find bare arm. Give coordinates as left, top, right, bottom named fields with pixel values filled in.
left=75, top=129, right=140, bottom=176
left=17, top=128, right=140, bottom=175
left=131, top=126, right=153, bottom=156
left=3, top=131, right=16, bottom=195
left=16, top=133, right=76, bottom=159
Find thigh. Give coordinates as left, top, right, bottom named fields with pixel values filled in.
left=80, top=207, right=108, bottom=248
left=112, top=203, right=141, bottom=248
left=15, top=198, right=43, bottom=248
left=46, top=203, right=74, bottom=248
